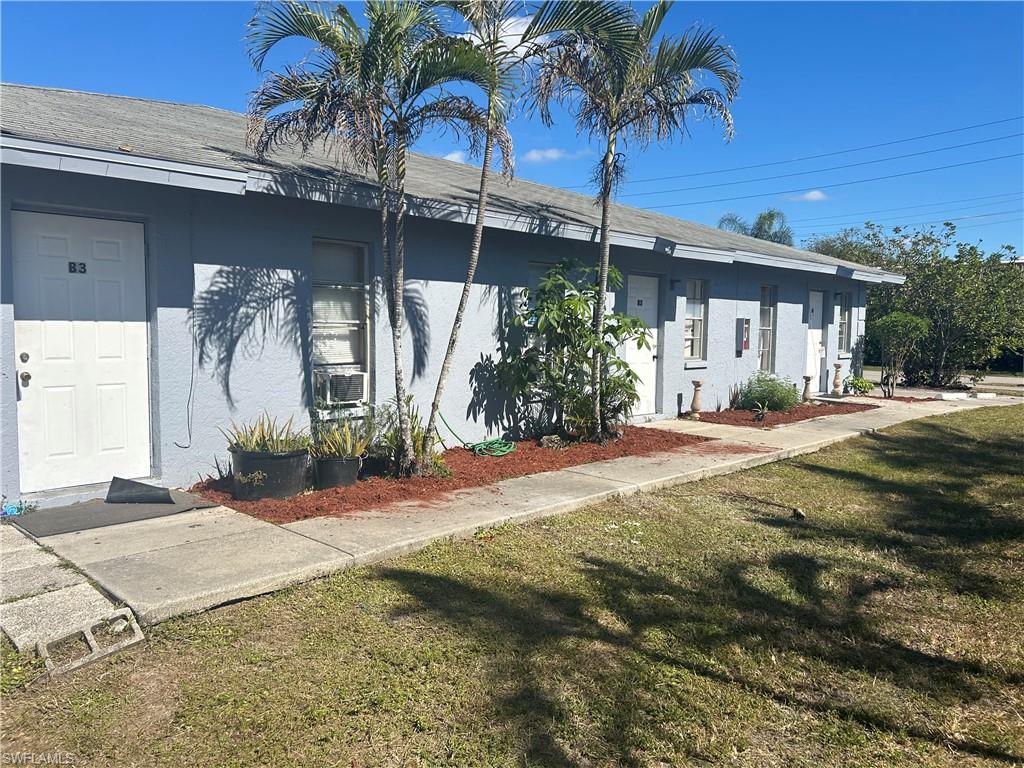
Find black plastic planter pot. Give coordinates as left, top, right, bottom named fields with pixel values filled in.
left=359, top=456, right=390, bottom=479
left=229, top=448, right=308, bottom=501
left=313, top=457, right=361, bottom=490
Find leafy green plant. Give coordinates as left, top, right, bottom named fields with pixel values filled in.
left=498, top=261, right=650, bottom=438
left=870, top=312, right=929, bottom=398
left=311, top=417, right=375, bottom=460
left=752, top=401, right=770, bottom=422
left=220, top=413, right=309, bottom=454
left=736, top=373, right=800, bottom=412
left=843, top=375, right=874, bottom=395
left=372, top=397, right=447, bottom=477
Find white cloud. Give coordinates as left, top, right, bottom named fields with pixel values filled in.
left=523, top=148, right=568, bottom=163
left=462, top=16, right=535, bottom=55
left=789, top=189, right=829, bottom=202
left=443, top=150, right=467, bottom=163
left=521, top=147, right=591, bottom=164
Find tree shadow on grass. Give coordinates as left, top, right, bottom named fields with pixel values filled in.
left=378, top=413, right=1023, bottom=765
left=774, top=418, right=1024, bottom=599
left=380, top=545, right=1022, bottom=766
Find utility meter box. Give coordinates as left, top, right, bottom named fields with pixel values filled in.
left=736, top=318, right=751, bottom=356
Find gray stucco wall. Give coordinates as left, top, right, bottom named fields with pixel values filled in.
left=1, top=164, right=865, bottom=501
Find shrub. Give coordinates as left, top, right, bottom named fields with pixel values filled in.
left=497, top=260, right=650, bottom=438
left=371, top=396, right=447, bottom=476
left=310, top=416, right=375, bottom=459
left=844, top=375, right=874, bottom=395
left=869, top=312, right=929, bottom=397
left=736, top=372, right=800, bottom=412
left=220, top=413, right=309, bottom=453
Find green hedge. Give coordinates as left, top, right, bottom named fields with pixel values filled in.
left=736, top=372, right=800, bottom=412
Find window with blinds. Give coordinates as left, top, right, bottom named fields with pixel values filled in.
left=311, top=240, right=368, bottom=369
left=837, top=292, right=853, bottom=354
left=684, top=279, right=707, bottom=360
left=759, top=285, right=777, bottom=372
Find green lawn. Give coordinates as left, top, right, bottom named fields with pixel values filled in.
left=2, top=407, right=1022, bottom=767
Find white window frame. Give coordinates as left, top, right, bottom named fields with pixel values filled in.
left=311, top=238, right=371, bottom=374
left=837, top=291, right=853, bottom=355
left=759, top=285, right=778, bottom=373
left=684, top=279, right=708, bottom=361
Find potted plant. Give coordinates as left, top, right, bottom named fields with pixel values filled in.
left=311, top=416, right=374, bottom=490
left=221, top=414, right=309, bottom=501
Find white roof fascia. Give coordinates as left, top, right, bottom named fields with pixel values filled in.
left=670, top=244, right=736, bottom=264
left=838, top=266, right=907, bottom=285
left=1, top=137, right=248, bottom=194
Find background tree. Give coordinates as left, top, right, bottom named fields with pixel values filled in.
left=718, top=208, right=794, bottom=246
left=533, top=0, right=738, bottom=438
left=247, top=0, right=493, bottom=473
left=424, top=0, right=632, bottom=448
left=807, top=223, right=1024, bottom=387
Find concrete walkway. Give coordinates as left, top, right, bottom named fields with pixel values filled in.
left=0, top=525, right=118, bottom=653
left=5, top=396, right=1019, bottom=638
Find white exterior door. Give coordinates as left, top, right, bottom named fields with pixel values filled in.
left=806, top=290, right=827, bottom=392
left=13, top=212, right=151, bottom=492
left=625, top=275, right=660, bottom=415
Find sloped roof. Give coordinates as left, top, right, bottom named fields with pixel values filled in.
left=0, top=82, right=899, bottom=280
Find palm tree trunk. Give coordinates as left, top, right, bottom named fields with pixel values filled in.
left=392, top=133, right=416, bottom=475
left=425, top=113, right=496, bottom=447
left=590, top=129, right=617, bottom=439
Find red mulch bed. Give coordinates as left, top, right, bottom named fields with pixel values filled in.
left=191, top=426, right=750, bottom=525
left=697, top=401, right=878, bottom=428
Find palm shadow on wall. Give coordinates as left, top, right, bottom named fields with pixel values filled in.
left=466, top=283, right=535, bottom=438
left=191, top=266, right=313, bottom=408
left=191, top=266, right=430, bottom=407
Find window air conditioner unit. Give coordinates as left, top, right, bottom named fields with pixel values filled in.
left=314, top=370, right=367, bottom=406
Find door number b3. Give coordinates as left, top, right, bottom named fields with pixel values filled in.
left=68, top=261, right=87, bottom=274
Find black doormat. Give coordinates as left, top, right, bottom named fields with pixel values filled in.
left=12, top=489, right=217, bottom=539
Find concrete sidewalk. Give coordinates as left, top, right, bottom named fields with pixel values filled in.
left=8, top=397, right=1019, bottom=633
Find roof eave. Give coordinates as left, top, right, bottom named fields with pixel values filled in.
left=3, top=137, right=905, bottom=284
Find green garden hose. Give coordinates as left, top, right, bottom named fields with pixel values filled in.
left=438, top=412, right=516, bottom=457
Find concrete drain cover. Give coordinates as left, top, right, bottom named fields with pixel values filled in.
left=37, top=608, right=144, bottom=677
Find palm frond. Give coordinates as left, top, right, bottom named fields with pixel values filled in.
left=247, top=1, right=360, bottom=70
left=718, top=212, right=751, bottom=235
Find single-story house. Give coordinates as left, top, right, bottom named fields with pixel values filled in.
left=0, top=83, right=903, bottom=506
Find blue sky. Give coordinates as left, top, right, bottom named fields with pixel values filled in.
left=2, top=1, right=1022, bottom=251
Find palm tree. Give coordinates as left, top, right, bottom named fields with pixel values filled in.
left=533, top=0, right=739, bottom=438
left=246, top=0, right=495, bottom=474
left=718, top=208, right=794, bottom=245
left=423, top=0, right=634, bottom=447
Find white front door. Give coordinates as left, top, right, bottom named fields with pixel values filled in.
left=13, top=212, right=151, bottom=492
left=625, top=275, right=660, bottom=415
left=806, top=290, right=827, bottom=392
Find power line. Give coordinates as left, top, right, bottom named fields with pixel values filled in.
left=955, top=217, right=1024, bottom=231
left=798, top=216, right=1024, bottom=244
left=618, top=133, right=1023, bottom=199
left=566, top=115, right=1024, bottom=188
left=789, top=198, right=1024, bottom=229
left=644, top=152, right=1024, bottom=210
left=787, top=191, right=1023, bottom=224
left=793, top=208, right=1024, bottom=234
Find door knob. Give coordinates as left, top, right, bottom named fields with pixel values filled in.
left=19, top=371, right=31, bottom=386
